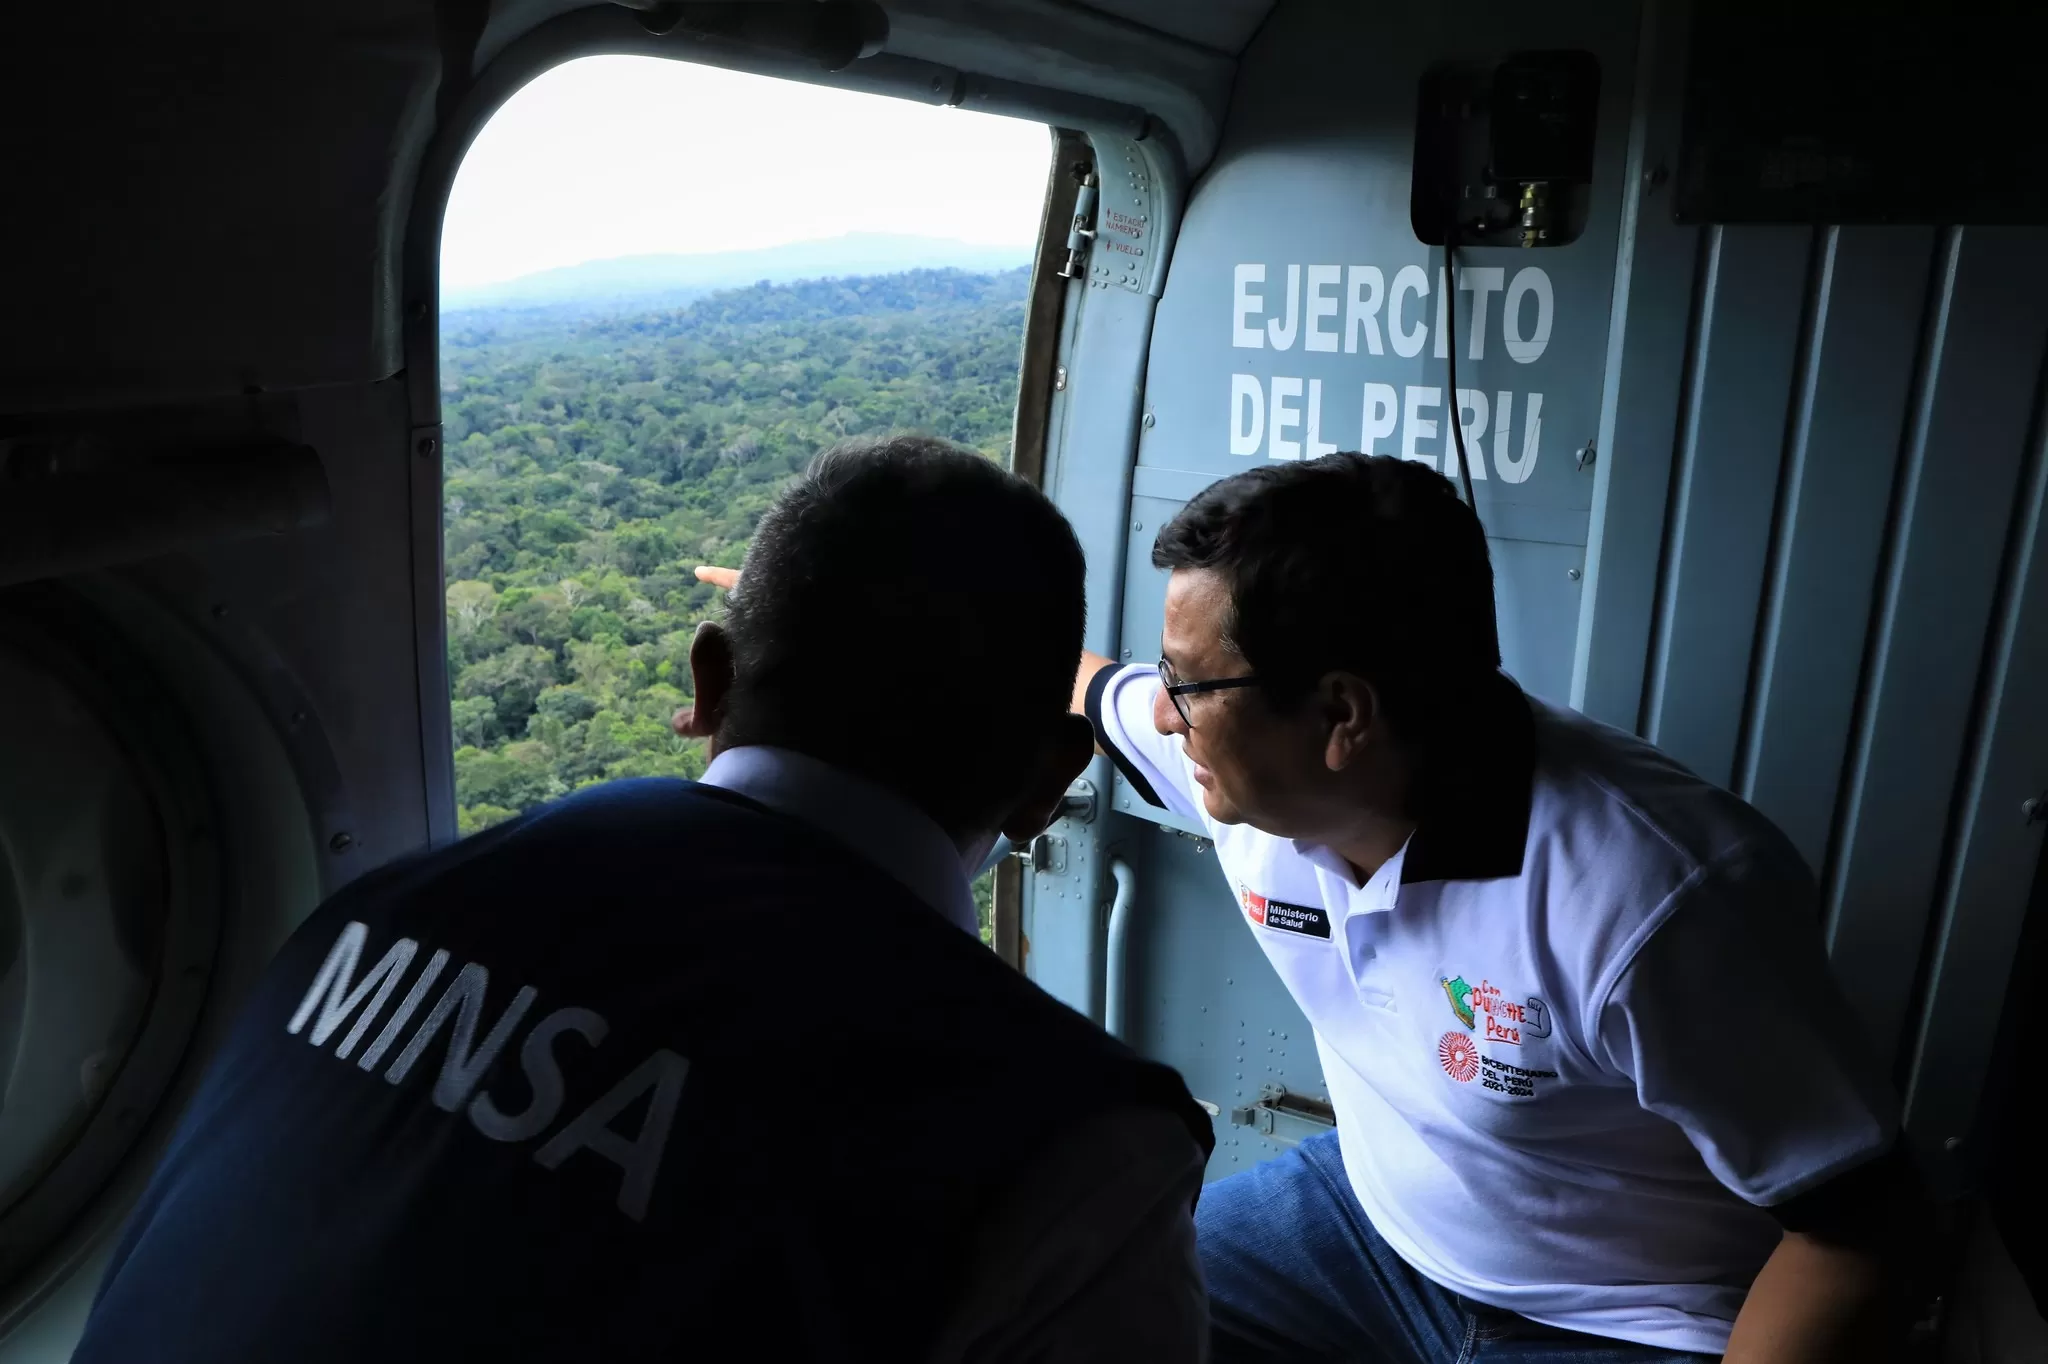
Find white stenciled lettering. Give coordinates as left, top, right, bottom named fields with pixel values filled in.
left=1304, top=265, right=1341, bottom=353
left=1389, top=265, right=1430, bottom=358
left=1229, top=260, right=1556, bottom=363
left=288, top=922, right=418, bottom=1056
left=1232, top=264, right=1265, bottom=349
left=1402, top=385, right=1441, bottom=466
left=1219, top=261, right=1559, bottom=472
left=1268, top=376, right=1304, bottom=459
left=1345, top=266, right=1385, bottom=356
left=1433, top=266, right=1450, bottom=360
left=534, top=1049, right=691, bottom=1223
left=1496, top=392, right=1543, bottom=483
left=1504, top=267, right=1554, bottom=364
left=1447, top=390, right=1490, bottom=481
left=384, top=962, right=539, bottom=1112
left=1493, top=392, right=1515, bottom=479
left=1305, top=379, right=1338, bottom=458
left=357, top=947, right=450, bottom=1071
left=470, top=1006, right=610, bottom=1143
left=1267, top=264, right=1302, bottom=351
left=1360, top=382, right=1398, bottom=454
left=1460, top=268, right=1505, bottom=360
left=288, top=931, right=692, bottom=1223
left=1230, top=374, right=1264, bottom=456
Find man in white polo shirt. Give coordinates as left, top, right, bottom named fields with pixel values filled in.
left=1078, top=453, right=1927, bottom=1362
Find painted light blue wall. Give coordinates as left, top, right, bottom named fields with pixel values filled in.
left=1075, top=0, right=2048, bottom=1188
left=1091, top=0, right=1644, bottom=1176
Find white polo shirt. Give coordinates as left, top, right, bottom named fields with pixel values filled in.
left=1087, top=665, right=1900, bottom=1354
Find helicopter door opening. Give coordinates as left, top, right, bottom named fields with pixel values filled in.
left=434, top=56, right=1057, bottom=943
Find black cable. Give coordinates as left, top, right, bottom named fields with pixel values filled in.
left=1443, top=219, right=1479, bottom=512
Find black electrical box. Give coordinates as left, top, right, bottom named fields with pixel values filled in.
left=1412, top=50, right=1600, bottom=248
left=1490, top=51, right=1601, bottom=185
left=1676, top=5, right=2048, bottom=224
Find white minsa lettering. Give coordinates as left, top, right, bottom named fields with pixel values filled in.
left=287, top=922, right=694, bottom=1223
left=471, top=1006, right=610, bottom=1143
left=356, top=947, right=450, bottom=1071
left=534, top=1049, right=691, bottom=1223
left=384, top=961, right=540, bottom=1112
left=287, top=921, right=417, bottom=1057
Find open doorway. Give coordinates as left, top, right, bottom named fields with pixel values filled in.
left=438, top=57, right=1051, bottom=940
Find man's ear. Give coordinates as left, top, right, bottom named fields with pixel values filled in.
left=679, top=621, right=735, bottom=750
left=1319, top=672, right=1378, bottom=773
left=998, top=714, right=1096, bottom=844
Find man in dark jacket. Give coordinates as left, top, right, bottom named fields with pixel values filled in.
left=74, top=435, right=1215, bottom=1363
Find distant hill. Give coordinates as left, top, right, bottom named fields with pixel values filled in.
left=441, top=232, right=1033, bottom=315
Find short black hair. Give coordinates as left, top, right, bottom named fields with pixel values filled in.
left=1151, top=453, right=1499, bottom=745
left=720, top=434, right=1085, bottom=840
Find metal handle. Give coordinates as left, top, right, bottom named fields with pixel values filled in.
left=1230, top=1085, right=1337, bottom=1146
left=1103, top=857, right=1136, bottom=1040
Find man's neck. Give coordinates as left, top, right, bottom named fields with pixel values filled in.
left=1329, top=812, right=1418, bottom=886
left=1324, top=757, right=1417, bottom=885
left=698, top=744, right=982, bottom=935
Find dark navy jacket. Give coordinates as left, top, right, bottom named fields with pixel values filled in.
left=73, top=779, right=1211, bottom=1362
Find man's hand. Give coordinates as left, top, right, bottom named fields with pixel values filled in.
left=672, top=566, right=739, bottom=736
left=1724, top=1150, right=1932, bottom=1364
left=1723, top=1232, right=1901, bottom=1363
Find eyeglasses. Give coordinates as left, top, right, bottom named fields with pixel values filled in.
left=1159, top=657, right=1260, bottom=729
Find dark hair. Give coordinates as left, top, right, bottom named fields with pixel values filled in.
left=1151, top=453, right=1499, bottom=744
left=720, top=434, right=1085, bottom=840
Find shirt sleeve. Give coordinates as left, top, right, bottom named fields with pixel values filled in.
left=1083, top=664, right=1205, bottom=823
left=931, top=1106, right=1209, bottom=1364
left=1593, top=837, right=1902, bottom=1208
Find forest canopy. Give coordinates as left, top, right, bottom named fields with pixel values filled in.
left=440, top=265, right=1030, bottom=935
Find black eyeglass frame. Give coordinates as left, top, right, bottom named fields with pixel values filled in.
left=1158, top=658, right=1260, bottom=728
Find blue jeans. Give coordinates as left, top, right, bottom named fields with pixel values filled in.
left=1198, top=1132, right=1718, bottom=1364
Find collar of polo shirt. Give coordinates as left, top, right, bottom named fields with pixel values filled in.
left=1395, top=674, right=1536, bottom=886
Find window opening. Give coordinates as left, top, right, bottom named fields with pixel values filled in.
left=439, top=57, right=1050, bottom=943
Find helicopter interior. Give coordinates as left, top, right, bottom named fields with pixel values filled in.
left=2, top=0, right=2045, bottom=1357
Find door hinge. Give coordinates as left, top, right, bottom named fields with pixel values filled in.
left=1056, top=170, right=1099, bottom=280
left=1228, top=1084, right=1337, bottom=1146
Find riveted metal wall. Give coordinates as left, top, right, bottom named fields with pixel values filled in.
left=1093, top=0, right=2048, bottom=1188
left=1571, top=6, right=2048, bottom=1192
left=1614, top=221, right=2048, bottom=1157
left=1090, top=0, right=1643, bottom=1176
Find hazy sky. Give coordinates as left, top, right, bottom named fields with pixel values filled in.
left=441, top=56, right=1051, bottom=289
